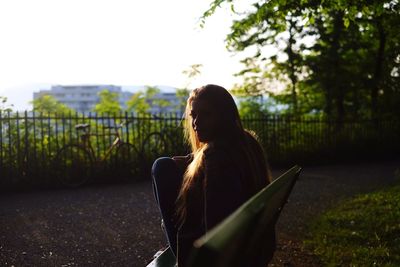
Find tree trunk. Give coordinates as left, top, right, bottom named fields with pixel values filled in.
left=326, top=12, right=344, bottom=124
left=371, top=18, right=386, bottom=119
left=287, top=19, right=298, bottom=115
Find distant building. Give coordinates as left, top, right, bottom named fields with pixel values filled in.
left=33, top=85, right=129, bottom=113
left=148, top=92, right=182, bottom=114
left=33, top=85, right=185, bottom=114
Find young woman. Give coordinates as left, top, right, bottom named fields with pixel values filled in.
left=152, top=84, right=274, bottom=266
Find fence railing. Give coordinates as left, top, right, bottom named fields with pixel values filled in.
left=242, top=115, right=400, bottom=164
left=1, top=111, right=399, bottom=189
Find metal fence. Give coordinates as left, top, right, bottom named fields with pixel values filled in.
left=1, top=111, right=399, bottom=189
left=242, top=115, right=400, bottom=165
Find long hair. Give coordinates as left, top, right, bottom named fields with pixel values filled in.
left=177, top=84, right=271, bottom=221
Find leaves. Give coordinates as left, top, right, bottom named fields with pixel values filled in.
left=126, top=90, right=150, bottom=115
left=126, top=86, right=173, bottom=115
left=93, top=90, right=122, bottom=115
left=0, top=96, right=14, bottom=113
left=202, top=0, right=400, bottom=119
left=343, top=17, right=350, bottom=28
left=31, top=95, right=73, bottom=115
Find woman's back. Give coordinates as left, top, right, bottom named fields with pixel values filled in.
left=177, top=133, right=270, bottom=265
left=152, top=84, right=275, bottom=267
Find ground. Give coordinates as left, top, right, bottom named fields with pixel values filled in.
left=0, top=159, right=399, bottom=266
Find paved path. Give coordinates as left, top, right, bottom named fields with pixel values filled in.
left=0, top=159, right=399, bottom=266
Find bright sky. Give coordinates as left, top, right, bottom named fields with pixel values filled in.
left=0, top=0, right=248, bottom=110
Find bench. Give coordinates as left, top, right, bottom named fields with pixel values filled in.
left=146, top=165, right=302, bottom=267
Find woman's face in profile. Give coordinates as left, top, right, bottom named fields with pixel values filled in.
left=190, top=98, right=219, bottom=143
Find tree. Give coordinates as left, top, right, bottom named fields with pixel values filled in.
left=0, top=96, right=14, bottom=114
left=231, top=85, right=269, bottom=117
left=238, top=97, right=268, bottom=117
left=126, top=86, right=171, bottom=114
left=304, top=1, right=400, bottom=120
left=126, top=91, right=150, bottom=114
left=93, top=90, right=122, bottom=114
left=202, top=0, right=400, bottom=120
left=31, top=95, right=73, bottom=114
left=204, top=1, right=306, bottom=115
left=175, top=88, right=190, bottom=114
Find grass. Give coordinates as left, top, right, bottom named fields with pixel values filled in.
left=305, top=181, right=400, bottom=266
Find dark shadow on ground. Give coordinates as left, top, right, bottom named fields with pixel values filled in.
left=0, top=159, right=399, bottom=266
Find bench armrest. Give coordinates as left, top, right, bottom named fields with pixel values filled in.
left=146, top=247, right=176, bottom=267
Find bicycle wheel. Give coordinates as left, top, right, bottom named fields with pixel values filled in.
left=141, top=132, right=168, bottom=178
left=113, top=143, right=141, bottom=182
left=55, top=144, right=93, bottom=187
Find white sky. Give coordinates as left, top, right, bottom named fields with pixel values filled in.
left=0, top=0, right=250, bottom=110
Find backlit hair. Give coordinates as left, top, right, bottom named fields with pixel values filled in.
left=177, top=84, right=271, bottom=221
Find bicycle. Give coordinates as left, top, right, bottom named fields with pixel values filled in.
left=140, top=114, right=188, bottom=177
left=54, top=120, right=140, bottom=187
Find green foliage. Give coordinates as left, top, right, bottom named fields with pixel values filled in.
left=126, top=91, right=150, bottom=114
left=305, top=184, right=400, bottom=266
left=0, top=112, right=190, bottom=189
left=147, top=86, right=171, bottom=113
left=238, top=98, right=268, bottom=117
left=144, top=86, right=160, bottom=99
left=0, top=96, right=14, bottom=113
left=93, top=90, right=122, bottom=114
left=231, top=85, right=269, bottom=117
left=203, top=0, right=400, bottom=120
left=31, top=95, right=73, bottom=114
left=0, top=112, right=399, bottom=189
left=175, top=88, right=190, bottom=114
left=126, top=86, right=172, bottom=114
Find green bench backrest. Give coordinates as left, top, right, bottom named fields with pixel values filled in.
left=146, top=165, right=301, bottom=267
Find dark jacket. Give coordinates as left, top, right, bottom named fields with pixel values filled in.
left=176, top=144, right=274, bottom=266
